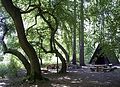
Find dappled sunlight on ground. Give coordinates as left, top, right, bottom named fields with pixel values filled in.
left=43, top=67, right=120, bottom=87
left=0, top=77, right=10, bottom=87
left=51, top=83, right=70, bottom=87
left=0, top=67, right=120, bottom=87
left=29, top=85, right=38, bottom=87
left=0, top=82, right=6, bottom=86
left=58, top=76, right=71, bottom=80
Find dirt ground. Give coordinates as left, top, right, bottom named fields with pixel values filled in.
left=0, top=67, right=120, bottom=87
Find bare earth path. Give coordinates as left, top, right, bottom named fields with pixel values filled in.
left=0, top=67, right=120, bottom=87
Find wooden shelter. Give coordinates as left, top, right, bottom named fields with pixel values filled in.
left=89, top=44, right=119, bottom=65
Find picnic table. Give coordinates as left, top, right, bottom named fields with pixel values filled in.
left=89, top=64, right=113, bottom=72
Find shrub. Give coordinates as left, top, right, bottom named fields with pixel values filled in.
left=7, top=58, right=21, bottom=77
left=0, top=63, right=8, bottom=78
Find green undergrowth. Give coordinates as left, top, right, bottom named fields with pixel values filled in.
left=0, top=57, right=22, bottom=78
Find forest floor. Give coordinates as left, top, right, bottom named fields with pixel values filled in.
left=0, top=66, right=120, bottom=87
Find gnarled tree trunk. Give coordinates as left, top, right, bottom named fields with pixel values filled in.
left=55, top=49, right=67, bottom=73
left=55, top=40, right=69, bottom=64
left=1, top=0, right=42, bottom=81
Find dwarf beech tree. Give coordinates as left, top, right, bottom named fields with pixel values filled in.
left=1, top=0, right=43, bottom=81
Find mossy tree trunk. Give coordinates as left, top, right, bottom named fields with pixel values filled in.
left=79, top=0, right=85, bottom=66
left=72, top=0, right=77, bottom=65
